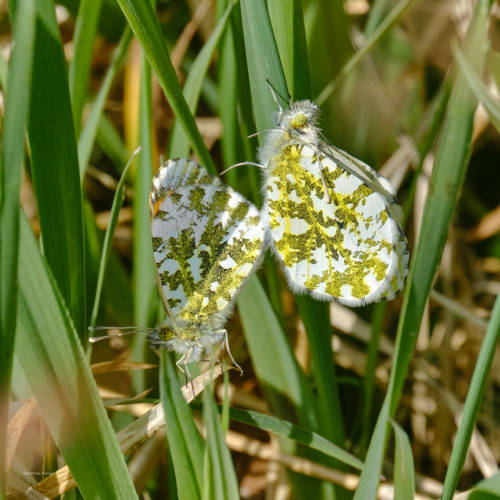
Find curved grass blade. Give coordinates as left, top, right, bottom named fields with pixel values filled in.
left=390, top=419, right=415, bottom=499
left=441, top=292, right=500, bottom=499
left=226, top=407, right=364, bottom=471
left=354, top=1, right=493, bottom=498
left=115, top=0, right=216, bottom=174
left=89, top=148, right=139, bottom=327
left=160, top=353, right=204, bottom=500
left=27, top=0, right=86, bottom=337
left=0, top=0, right=35, bottom=484
left=455, top=44, right=500, bottom=134
left=17, top=214, right=137, bottom=499
left=169, top=3, right=234, bottom=158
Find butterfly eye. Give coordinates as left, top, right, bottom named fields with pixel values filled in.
left=291, top=113, right=307, bottom=128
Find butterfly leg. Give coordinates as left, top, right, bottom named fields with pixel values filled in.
left=221, top=329, right=242, bottom=375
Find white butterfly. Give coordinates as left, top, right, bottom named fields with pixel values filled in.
left=91, top=158, right=266, bottom=371
left=148, top=158, right=266, bottom=368
left=257, top=97, right=409, bottom=306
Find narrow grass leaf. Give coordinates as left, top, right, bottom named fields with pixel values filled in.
left=203, top=387, right=239, bottom=500
left=267, top=0, right=310, bottom=100
left=240, top=0, right=289, bottom=125
left=238, top=277, right=318, bottom=428
left=390, top=419, right=415, bottom=499
left=131, top=53, right=157, bottom=392
left=354, top=2, right=492, bottom=498
left=441, top=292, right=500, bottom=499
left=227, top=407, right=363, bottom=470
left=78, top=28, right=132, bottom=180
left=455, top=44, right=500, bottom=134
left=69, top=0, right=104, bottom=134
left=0, top=0, right=35, bottom=482
left=83, top=201, right=134, bottom=325
left=169, top=3, right=234, bottom=158
left=217, top=2, right=245, bottom=177
left=115, top=0, right=216, bottom=173
left=27, top=0, right=86, bottom=336
left=89, top=149, right=138, bottom=326
left=17, top=214, right=137, bottom=499
left=159, top=353, right=204, bottom=500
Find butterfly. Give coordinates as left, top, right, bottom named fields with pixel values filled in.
left=147, top=158, right=266, bottom=369
left=258, top=97, right=409, bottom=306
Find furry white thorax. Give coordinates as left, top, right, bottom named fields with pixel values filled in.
left=147, top=312, right=227, bottom=362
left=259, top=100, right=321, bottom=168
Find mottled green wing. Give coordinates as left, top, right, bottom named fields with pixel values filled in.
left=264, top=143, right=408, bottom=306
left=150, top=159, right=265, bottom=323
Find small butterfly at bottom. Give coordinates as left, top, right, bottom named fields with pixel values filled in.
left=147, top=158, right=266, bottom=371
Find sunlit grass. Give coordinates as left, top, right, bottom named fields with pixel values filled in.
left=2, top=0, right=500, bottom=498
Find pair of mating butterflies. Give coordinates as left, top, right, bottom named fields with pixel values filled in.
left=145, top=99, right=409, bottom=368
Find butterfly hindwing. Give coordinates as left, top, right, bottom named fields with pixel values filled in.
left=150, top=158, right=265, bottom=324
left=261, top=99, right=409, bottom=306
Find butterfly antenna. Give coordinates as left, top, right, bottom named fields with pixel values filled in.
left=265, top=79, right=285, bottom=116
left=220, top=161, right=265, bottom=176
left=247, top=128, right=280, bottom=139
left=88, top=326, right=154, bottom=343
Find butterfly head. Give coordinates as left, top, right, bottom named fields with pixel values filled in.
left=277, top=100, right=320, bottom=140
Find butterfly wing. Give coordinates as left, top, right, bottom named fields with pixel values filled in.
left=150, top=158, right=265, bottom=324
left=264, top=143, right=408, bottom=306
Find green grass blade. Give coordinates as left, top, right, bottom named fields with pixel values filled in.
left=455, top=44, right=500, bottom=134
left=0, top=0, right=35, bottom=485
left=226, top=407, right=364, bottom=470
left=27, top=0, right=86, bottom=336
left=469, top=470, right=500, bottom=499
left=169, top=3, right=234, bottom=158
left=441, top=292, right=500, bottom=498
left=130, top=52, right=157, bottom=392
left=390, top=419, right=415, bottom=499
left=268, top=0, right=346, bottom=453
left=217, top=3, right=245, bottom=176
left=115, top=0, right=216, bottom=174
left=89, top=149, right=138, bottom=327
left=133, top=54, right=155, bottom=328
left=240, top=0, right=289, bottom=124
left=203, top=387, right=239, bottom=500
left=268, top=0, right=310, bottom=100
left=238, top=277, right=318, bottom=428
left=159, top=353, right=204, bottom=500
left=83, top=201, right=134, bottom=325
left=17, top=214, right=137, bottom=499
left=69, top=0, right=104, bottom=134
left=354, top=2, right=493, bottom=498
left=78, top=28, right=132, bottom=180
